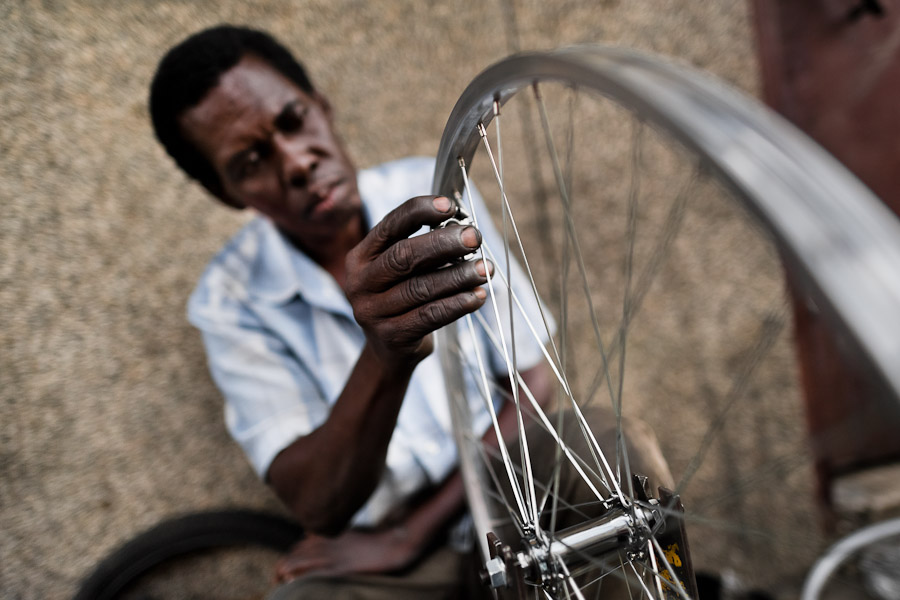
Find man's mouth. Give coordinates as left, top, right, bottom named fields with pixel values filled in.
left=306, top=179, right=344, bottom=217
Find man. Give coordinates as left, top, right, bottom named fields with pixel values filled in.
left=150, top=24, right=560, bottom=598
left=150, top=25, right=671, bottom=599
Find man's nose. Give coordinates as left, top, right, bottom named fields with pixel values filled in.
left=275, top=134, right=317, bottom=187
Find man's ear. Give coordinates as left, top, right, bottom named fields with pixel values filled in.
left=209, top=181, right=245, bottom=210
left=215, top=193, right=246, bottom=210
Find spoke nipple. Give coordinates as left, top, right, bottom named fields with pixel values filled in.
left=493, top=98, right=501, bottom=116
left=457, top=156, right=466, bottom=168
left=477, top=122, right=487, bottom=138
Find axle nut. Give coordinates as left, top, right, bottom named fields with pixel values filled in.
left=484, top=556, right=508, bottom=588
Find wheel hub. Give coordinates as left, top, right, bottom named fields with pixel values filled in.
left=482, top=495, right=664, bottom=593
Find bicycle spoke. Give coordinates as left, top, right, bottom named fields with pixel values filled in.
left=675, top=303, right=788, bottom=495
left=450, top=394, right=524, bottom=533
left=614, top=117, right=645, bottom=513
left=647, top=545, right=665, bottom=599
left=477, top=114, right=576, bottom=392
left=467, top=102, right=706, bottom=597
left=462, top=426, right=603, bottom=526
left=584, top=166, right=698, bottom=410
left=462, top=151, right=540, bottom=531
left=495, top=101, right=542, bottom=534
left=559, top=560, right=587, bottom=600
left=464, top=136, right=628, bottom=525
left=577, top=557, right=630, bottom=600
left=649, top=536, right=692, bottom=600
left=473, top=436, right=527, bottom=537
left=532, top=83, right=617, bottom=413
left=462, top=309, right=529, bottom=526
left=618, top=555, right=636, bottom=600
left=694, top=450, right=808, bottom=513
left=553, top=84, right=578, bottom=541
left=469, top=310, right=612, bottom=500
left=628, top=561, right=658, bottom=599
left=475, top=240, right=571, bottom=394
left=532, top=85, right=632, bottom=509
left=466, top=278, right=637, bottom=503
left=453, top=345, right=605, bottom=523
left=461, top=188, right=577, bottom=438
left=477, top=122, right=568, bottom=382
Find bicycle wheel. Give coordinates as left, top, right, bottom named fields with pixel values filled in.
left=802, top=518, right=900, bottom=600
left=432, top=46, right=900, bottom=599
left=73, top=509, right=303, bottom=600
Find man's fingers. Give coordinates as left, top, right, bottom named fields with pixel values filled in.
left=376, top=260, right=492, bottom=317
left=275, top=553, right=329, bottom=583
left=362, top=225, right=481, bottom=291
left=358, top=195, right=456, bottom=257
left=380, top=288, right=488, bottom=343
left=345, top=195, right=489, bottom=363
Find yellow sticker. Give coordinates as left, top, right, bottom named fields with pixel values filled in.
left=664, top=542, right=682, bottom=567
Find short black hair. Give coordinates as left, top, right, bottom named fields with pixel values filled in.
left=149, top=25, right=314, bottom=200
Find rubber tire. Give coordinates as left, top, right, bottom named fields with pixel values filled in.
left=73, top=509, right=303, bottom=600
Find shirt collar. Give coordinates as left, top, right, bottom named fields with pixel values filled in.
left=245, top=175, right=379, bottom=318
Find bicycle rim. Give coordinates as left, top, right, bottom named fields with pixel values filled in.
left=433, top=46, right=900, bottom=599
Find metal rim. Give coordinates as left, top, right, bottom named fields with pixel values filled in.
left=801, top=517, right=900, bottom=600
left=434, top=45, right=900, bottom=400
left=433, top=45, right=900, bottom=597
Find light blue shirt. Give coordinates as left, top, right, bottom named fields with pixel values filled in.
left=188, top=157, right=549, bottom=527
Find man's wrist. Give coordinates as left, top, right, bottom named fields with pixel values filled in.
left=363, top=340, right=424, bottom=378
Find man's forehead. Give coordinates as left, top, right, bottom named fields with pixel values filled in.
left=219, top=55, right=307, bottom=106
left=178, top=55, right=314, bottom=157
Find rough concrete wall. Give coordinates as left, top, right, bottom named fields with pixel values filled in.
left=0, top=1, right=758, bottom=598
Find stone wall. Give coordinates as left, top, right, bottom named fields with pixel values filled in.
left=0, top=2, right=757, bottom=598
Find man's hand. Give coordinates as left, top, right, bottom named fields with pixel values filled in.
left=273, top=528, right=422, bottom=583
left=345, top=195, right=491, bottom=368
left=269, top=196, right=493, bottom=535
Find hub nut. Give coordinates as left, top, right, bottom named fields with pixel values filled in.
left=483, top=556, right=508, bottom=588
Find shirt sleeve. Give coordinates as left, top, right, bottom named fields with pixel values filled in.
left=189, top=289, right=328, bottom=480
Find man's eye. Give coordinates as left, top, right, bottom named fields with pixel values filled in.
left=276, top=103, right=306, bottom=133
left=236, top=150, right=262, bottom=180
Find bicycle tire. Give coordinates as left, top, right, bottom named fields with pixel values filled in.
left=432, top=46, right=900, bottom=598
left=73, top=509, right=303, bottom=600
left=802, top=517, right=900, bottom=600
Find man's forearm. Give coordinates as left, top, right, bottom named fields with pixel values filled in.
left=394, top=470, right=467, bottom=557
left=270, top=363, right=556, bottom=584
left=269, top=196, right=486, bottom=535
left=268, top=342, right=418, bottom=535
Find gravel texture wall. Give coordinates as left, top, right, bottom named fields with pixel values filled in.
left=1, top=2, right=759, bottom=598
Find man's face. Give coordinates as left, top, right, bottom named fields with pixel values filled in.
left=179, top=54, right=362, bottom=245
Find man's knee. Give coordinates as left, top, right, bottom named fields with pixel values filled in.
left=578, top=405, right=674, bottom=492
left=531, top=406, right=674, bottom=494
